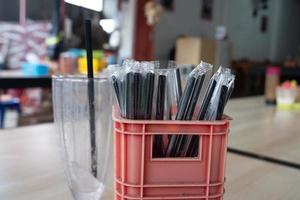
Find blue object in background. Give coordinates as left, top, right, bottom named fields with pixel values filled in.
left=67, top=48, right=84, bottom=58
left=0, top=98, right=20, bottom=128
left=21, top=63, right=49, bottom=76
left=107, top=55, right=117, bottom=65
left=0, top=63, right=5, bottom=70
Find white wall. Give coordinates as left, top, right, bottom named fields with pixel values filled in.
left=225, top=0, right=275, bottom=61
left=154, top=0, right=300, bottom=63
left=154, top=0, right=222, bottom=62
left=154, top=0, right=275, bottom=62
left=103, top=0, right=118, bottom=19
left=226, top=0, right=300, bottom=62
left=103, top=0, right=137, bottom=60
left=118, top=0, right=137, bottom=60
left=270, top=0, right=300, bottom=62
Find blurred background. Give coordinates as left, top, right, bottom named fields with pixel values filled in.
left=1, top=0, right=300, bottom=129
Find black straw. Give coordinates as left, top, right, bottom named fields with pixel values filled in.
left=133, top=72, right=143, bottom=119
left=178, top=75, right=205, bottom=157
left=216, top=85, right=228, bottom=120
left=85, top=19, right=97, bottom=177
left=197, top=79, right=217, bottom=120
left=153, top=75, right=167, bottom=157
left=156, top=75, right=167, bottom=120
left=118, top=79, right=125, bottom=117
left=225, top=84, right=234, bottom=104
left=175, top=76, right=196, bottom=120
left=112, top=75, right=121, bottom=110
left=143, top=72, right=155, bottom=119
left=165, top=76, right=196, bottom=157
left=185, top=75, right=205, bottom=120
left=175, top=68, right=182, bottom=105
left=125, top=72, right=134, bottom=119
left=85, top=20, right=93, bottom=79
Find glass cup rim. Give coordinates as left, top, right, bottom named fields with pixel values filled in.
left=52, top=75, right=109, bottom=82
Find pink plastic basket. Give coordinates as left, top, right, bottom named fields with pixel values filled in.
left=113, top=111, right=230, bottom=200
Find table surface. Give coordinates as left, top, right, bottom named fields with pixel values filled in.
left=1, top=97, right=300, bottom=200
left=225, top=96, right=300, bottom=164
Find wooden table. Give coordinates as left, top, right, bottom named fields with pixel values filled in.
left=1, top=97, right=300, bottom=200
left=226, top=96, right=300, bottom=164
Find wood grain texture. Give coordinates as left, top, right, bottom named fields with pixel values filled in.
left=225, top=154, right=300, bottom=200
left=0, top=97, right=300, bottom=199
left=0, top=124, right=113, bottom=200
left=226, top=96, right=300, bottom=164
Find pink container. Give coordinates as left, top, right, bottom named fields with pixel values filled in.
left=113, top=111, right=230, bottom=200
left=266, top=66, right=281, bottom=75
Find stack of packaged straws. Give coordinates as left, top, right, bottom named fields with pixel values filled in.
left=111, top=59, right=235, bottom=158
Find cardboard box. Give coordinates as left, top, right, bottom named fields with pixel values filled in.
left=175, top=37, right=217, bottom=66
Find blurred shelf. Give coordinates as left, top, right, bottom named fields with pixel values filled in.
left=0, top=76, right=51, bottom=89
left=248, top=66, right=300, bottom=78
left=0, top=70, right=51, bottom=89
left=232, top=64, right=300, bottom=97
left=18, top=111, right=53, bottom=126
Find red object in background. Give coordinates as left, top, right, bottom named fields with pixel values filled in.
left=282, top=81, right=291, bottom=89
left=133, top=0, right=154, bottom=61
left=7, top=88, right=43, bottom=113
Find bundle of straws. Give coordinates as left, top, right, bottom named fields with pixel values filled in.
left=110, top=60, right=181, bottom=121
left=111, top=60, right=235, bottom=158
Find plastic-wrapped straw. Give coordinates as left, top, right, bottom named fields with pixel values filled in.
left=111, top=75, right=122, bottom=111
left=143, top=71, right=155, bottom=120
left=140, top=62, right=155, bottom=120
left=225, top=76, right=235, bottom=104
left=176, top=61, right=213, bottom=120
left=111, top=60, right=156, bottom=120
left=152, top=63, right=175, bottom=120
left=168, top=61, right=182, bottom=107
left=122, top=59, right=135, bottom=68
left=184, top=62, right=213, bottom=120
left=155, top=73, right=167, bottom=120
left=125, top=62, right=140, bottom=119
left=160, top=62, right=179, bottom=120
left=197, top=67, right=223, bottom=120
left=175, top=76, right=196, bottom=120
left=155, top=73, right=168, bottom=120
left=204, top=67, right=235, bottom=121
left=166, top=61, right=213, bottom=157
left=152, top=60, right=161, bottom=69
left=110, top=60, right=235, bottom=158
left=106, top=64, right=122, bottom=114
left=182, top=67, right=235, bottom=157
left=152, top=68, right=170, bottom=157
left=153, top=72, right=167, bottom=157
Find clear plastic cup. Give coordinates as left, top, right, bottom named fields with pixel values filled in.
left=52, top=75, right=113, bottom=200
left=276, top=87, right=298, bottom=104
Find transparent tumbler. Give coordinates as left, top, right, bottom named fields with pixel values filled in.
left=52, top=75, right=113, bottom=200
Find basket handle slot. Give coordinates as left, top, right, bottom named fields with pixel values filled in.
left=152, top=134, right=201, bottom=159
